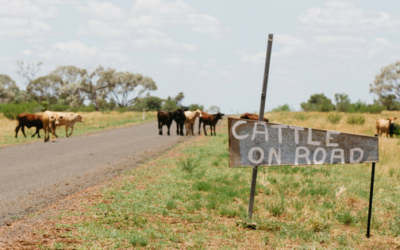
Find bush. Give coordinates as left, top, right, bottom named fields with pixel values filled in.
left=178, top=157, right=198, bottom=173
left=347, top=115, right=365, bottom=125
left=51, top=103, right=69, bottom=111
left=0, top=102, right=42, bottom=120
left=189, top=104, right=204, bottom=111
left=327, top=113, right=342, bottom=124
left=78, top=104, right=96, bottom=112
left=272, top=104, right=291, bottom=112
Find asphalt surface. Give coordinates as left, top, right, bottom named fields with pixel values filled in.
left=0, top=120, right=194, bottom=225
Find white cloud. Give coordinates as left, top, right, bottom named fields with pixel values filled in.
left=235, top=50, right=265, bottom=66
left=0, top=17, right=52, bottom=41
left=76, top=1, right=126, bottom=21
left=0, top=0, right=58, bottom=18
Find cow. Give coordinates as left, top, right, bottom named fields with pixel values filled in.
left=173, top=107, right=188, bottom=136
left=184, top=109, right=202, bottom=136
left=376, top=117, right=397, bottom=138
left=240, top=113, right=269, bottom=122
left=15, top=113, right=43, bottom=138
left=158, top=107, right=188, bottom=136
left=157, top=111, right=173, bottom=135
left=198, top=112, right=225, bottom=136
left=52, top=112, right=84, bottom=137
left=42, top=111, right=59, bottom=142
left=389, top=122, right=400, bottom=138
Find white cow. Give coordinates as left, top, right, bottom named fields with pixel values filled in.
left=184, top=109, right=203, bottom=136
left=53, top=112, right=84, bottom=137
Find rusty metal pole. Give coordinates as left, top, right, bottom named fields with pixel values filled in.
left=367, top=134, right=378, bottom=238
left=248, top=33, right=274, bottom=219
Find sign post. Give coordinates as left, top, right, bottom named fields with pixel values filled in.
left=248, top=33, right=274, bottom=219
left=228, top=33, right=379, bottom=236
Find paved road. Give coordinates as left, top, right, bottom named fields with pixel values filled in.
left=0, top=121, right=194, bottom=225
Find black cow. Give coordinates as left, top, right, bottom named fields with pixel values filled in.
left=389, top=123, right=400, bottom=138
left=173, top=107, right=188, bottom=136
left=157, top=107, right=188, bottom=136
left=157, top=111, right=173, bottom=135
left=15, top=113, right=43, bottom=138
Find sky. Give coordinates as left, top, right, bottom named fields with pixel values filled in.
left=1, top=0, right=400, bottom=113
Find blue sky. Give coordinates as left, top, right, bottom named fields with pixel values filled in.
left=1, top=0, right=400, bottom=113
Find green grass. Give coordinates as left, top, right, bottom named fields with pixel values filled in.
left=33, top=119, right=400, bottom=249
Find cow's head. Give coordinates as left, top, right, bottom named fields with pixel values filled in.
left=50, top=113, right=60, bottom=125
left=215, top=112, right=225, bottom=120
left=195, top=109, right=203, bottom=118
left=75, top=113, right=84, bottom=123
left=387, top=117, right=397, bottom=124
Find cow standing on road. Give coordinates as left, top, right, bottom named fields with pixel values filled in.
left=184, top=109, right=202, bottom=136
left=157, top=111, right=173, bottom=135
left=15, top=113, right=43, bottom=138
left=173, top=107, right=187, bottom=136
left=52, top=112, right=84, bottom=137
left=198, top=112, right=224, bottom=136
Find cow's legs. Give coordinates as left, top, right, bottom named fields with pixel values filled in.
left=203, top=123, right=207, bottom=136
left=15, top=125, right=21, bottom=138
left=190, top=123, right=194, bottom=135
left=180, top=123, right=185, bottom=136
left=210, top=125, right=214, bottom=136
left=198, top=118, right=202, bottom=135
left=213, top=125, right=216, bottom=136
left=185, top=123, right=190, bottom=136
left=159, top=122, right=163, bottom=135
left=21, top=126, right=27, bottom=137
left=167, top=123, right=171, bottom=136
left=32, top=127, right=40, bottom=138
left=65, top=126, right=70, bottom=137
left=69, top=126, right=74, bottom=137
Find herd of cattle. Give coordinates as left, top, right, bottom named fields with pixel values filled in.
left=15, top=111, right=83, bottom=142
left=13, top=111, right=399, bottom=142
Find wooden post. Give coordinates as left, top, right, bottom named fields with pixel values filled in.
left=367, top=134, right=378, bottom=238
left=143, top=108, right=145, bottom=120
left=248, top=33, right=274, bottom=219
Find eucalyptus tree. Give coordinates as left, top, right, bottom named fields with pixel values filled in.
left=370, top=61, right=400, bottom=101
left=0, top=74, right=19, bottom=103
left=27, top=74, right=63, bottom=105
left=107, top=72, right=157, bottom=107
left=16, top=61, right=42, bottom=86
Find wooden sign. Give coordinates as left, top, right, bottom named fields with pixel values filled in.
left=228, top=117, right=379, bottom=167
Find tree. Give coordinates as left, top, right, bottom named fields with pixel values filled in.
left=272, top=104, right=291, bottom=112
left=174, top=92, right=184, bottom=106
left=370, top=61, right=400, bottom=102
left=108, top=72, right=157, bottom=107
left=75, top=66, right=115, bottom=111
left=16, top=61, right=42, bottom=86
left=378, top=94, right=398, bottom=110
left=300, top=93, right=335, bottom=112
left=189, top=104, right=204, bottom=111
left=27, top=74, right=63, bottom=107
left=132, top=95, right=163, bottom=111
left=0, top=74, right=19, bottom=103
left=161, top=97, right=178, bottom=112
left=334, top=93, right=351, bottom=112
left=51, top=66, right=87, bottom=108
left=208, top=105, right=220, bottom=113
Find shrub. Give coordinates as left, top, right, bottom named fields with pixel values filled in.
left=178, top=157, right=198, bottom=173
left=327, top=113, right=342, bottom=124
left=293, top=113, right=309, bottom=121
left=0, top=102, right=41, bottom=120
left=336, top=211, right=355, bottom=225
left=347, top=115, right=365, bottom=125
left=129, top=235, right=148, bottom=247
left=166, top=200, right=176, bottom=210
left=51, top=103, right=69, bottom=111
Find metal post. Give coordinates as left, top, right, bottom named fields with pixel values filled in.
left=367, top=134, right=378, bottom=238
left=143, top=108, right=145, bottom=120
left=248, top=33, right=274, bottom=219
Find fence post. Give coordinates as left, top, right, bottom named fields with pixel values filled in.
left=143, top=108, right=145, bottom=120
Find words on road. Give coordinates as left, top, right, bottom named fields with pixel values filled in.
left=228, top=117, right=379, bottom=167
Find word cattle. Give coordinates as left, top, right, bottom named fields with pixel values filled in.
left=228, top=117, right=379, bottom=167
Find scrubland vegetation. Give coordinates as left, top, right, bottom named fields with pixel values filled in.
left=0, top=111, right=156, bottom=146
left=30, top=111, right=400, bottom=249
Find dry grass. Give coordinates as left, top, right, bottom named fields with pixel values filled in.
left=0, top=111, right=157, bottom=147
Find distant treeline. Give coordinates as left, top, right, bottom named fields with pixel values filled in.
left=0, top=62, right=207, bottom=120
left=273, top=93, right=400, bottom=113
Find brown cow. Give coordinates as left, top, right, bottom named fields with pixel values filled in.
left=240, top=113, right=269, bottom=122
left=15, top=113, right=43, bottom=138
left=157, top=111, right=173, bottom=135
left=376, top=117, right=397, bottom=138
left=198, top=112, right=224, bottom=136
